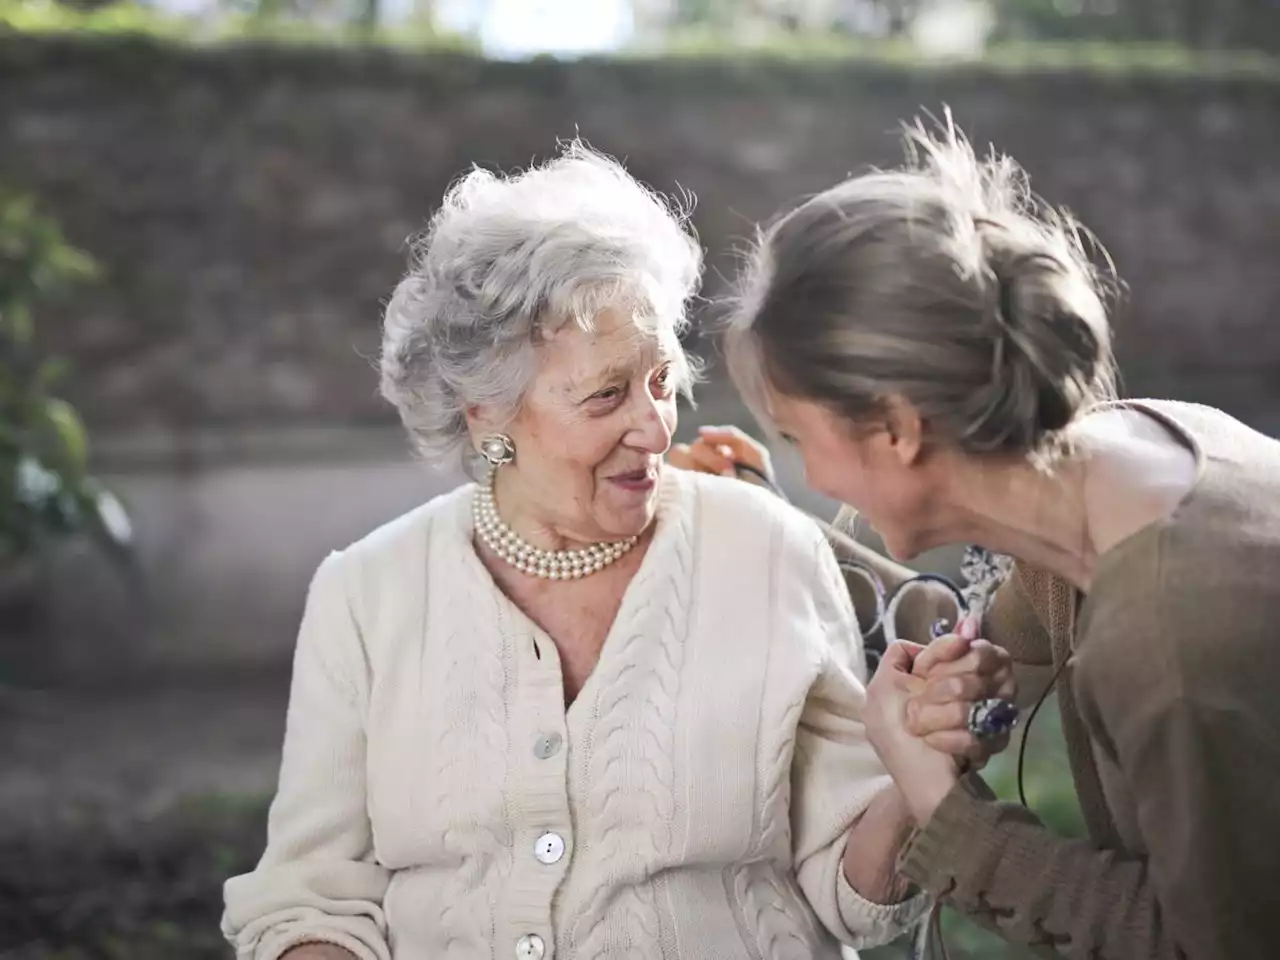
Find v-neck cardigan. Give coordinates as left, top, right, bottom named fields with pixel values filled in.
left=222, top=468, right=926, bottom=960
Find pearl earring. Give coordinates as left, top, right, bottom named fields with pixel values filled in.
left=479, top=434, right=516, bottom=468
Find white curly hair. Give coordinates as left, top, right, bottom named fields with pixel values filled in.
left=379, top=140, right=704, bottom=471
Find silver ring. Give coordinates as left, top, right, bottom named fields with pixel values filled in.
left=967, top=698, right=1019, bottom=741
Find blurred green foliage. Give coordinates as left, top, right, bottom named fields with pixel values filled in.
left=0, top=191, right=132, bottom=569
left=0, top=0, right=471, bottom=46
left=2, top=0, right=1279, bottom=78
left=669, top=0, right=1280, bottom=55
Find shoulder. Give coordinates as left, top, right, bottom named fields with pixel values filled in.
left=1098, top=398, right=1280, bottom=470
left=314, top=482, right=473, bottom=599
left=674, top=468, right=831, bottom=561
left=672, top=469, right=860, bottom=666
left=1079, top=398, right=1280, bottom=667
left=1078, top=515, right=1280, bottom=724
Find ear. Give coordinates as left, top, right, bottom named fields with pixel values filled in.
left=882, top=395, right=924, bottom=467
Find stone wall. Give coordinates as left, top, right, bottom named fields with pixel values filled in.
left=2, top=37, right=1279, bottom=680
left=4, top=36, right=1280, bottom=438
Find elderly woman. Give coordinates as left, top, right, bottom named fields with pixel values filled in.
left=220, top=143, right=1012, bottom=960
left=676, top=120, right=1280, bottom=958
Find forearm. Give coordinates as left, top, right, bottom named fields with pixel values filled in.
left=281, top=945, right=360, bottom=960
left=840, top=784, right=918, bottom=905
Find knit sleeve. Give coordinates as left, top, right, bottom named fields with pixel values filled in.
left=902, top=522, right=1280, bottom=960
left=898, top=775, right=1175, bottom=959
left=221, top=552, right=391, bottom=960
left=897, top=554, right=1185, bottom=960
left=790, top=532, right=931, bottom=949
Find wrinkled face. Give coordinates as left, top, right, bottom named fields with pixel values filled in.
left=477, top=306, right=681, bottom=543
left=766, top=389, right=940, bottom=561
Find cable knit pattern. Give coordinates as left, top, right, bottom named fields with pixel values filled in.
left=222, top=470, right=925, bottom=960
left=733, top=863, right=816, bottom=960
left=733, top=525, right=824, bottom=960
left=572, top=479, right=691, bottom=959
left=752, top=524, right=800, bottom=860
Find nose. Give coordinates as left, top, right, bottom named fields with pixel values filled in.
left=628, top=394, right=674, bottom=456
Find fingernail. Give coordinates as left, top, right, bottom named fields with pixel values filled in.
left=721, top=467, right=736, bottom=477
left=959, top=616, right=979, bottom=641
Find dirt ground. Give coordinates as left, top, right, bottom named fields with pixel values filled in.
left=0, top=673, right=287, bottom=959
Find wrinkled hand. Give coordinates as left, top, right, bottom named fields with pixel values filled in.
left=864, top=641, right=962, bottom=826
left=865, top=622, right=1017, bottom=824
left=907, top=618, right=1017, bottom=768
left=669, top=425, right=773, bottom=482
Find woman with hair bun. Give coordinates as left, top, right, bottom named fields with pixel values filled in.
left=675, top=117, right=1280, bottom=959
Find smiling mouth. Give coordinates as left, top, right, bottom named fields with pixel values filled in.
left=608, top=466, right=658, bottom=489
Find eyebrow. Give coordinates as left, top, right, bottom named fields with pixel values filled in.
left=573, top=345, right=675, bottom=395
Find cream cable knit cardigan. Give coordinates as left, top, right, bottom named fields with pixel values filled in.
left=221, top=470, right=927, bottom=960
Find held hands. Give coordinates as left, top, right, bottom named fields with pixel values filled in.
left=864, top=619, right=1016, bottom=826
left=669, top=425, right=774, bottom=482
left=907, top=618, right=1017, bottom=763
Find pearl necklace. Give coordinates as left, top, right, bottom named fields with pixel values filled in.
left=472, top=475, right=639, bottom=579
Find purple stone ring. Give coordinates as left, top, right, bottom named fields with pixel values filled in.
left=967, top=697, right=1020, bottom=741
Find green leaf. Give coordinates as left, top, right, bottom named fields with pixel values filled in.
left=0, top=187, right=121, bottom=565
left=2, top=302, right=32, bottom=343
left=35, top=357, right=69, bottom=391
left=42, top=397, right=89, bottom=472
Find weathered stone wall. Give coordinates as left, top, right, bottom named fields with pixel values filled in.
left=3, top=37, right=1279, bottom=681
left=4, top=36, right=1280, bottom=438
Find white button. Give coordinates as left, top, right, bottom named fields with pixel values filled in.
left=516, top=933, right=545, bottom=960
left=534, top=831, right=565, bottom=864
left=533, top=732, right=562, bottom=759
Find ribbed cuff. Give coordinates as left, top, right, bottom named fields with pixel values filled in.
left=897, top=774, right=998, bottom=893
left=835, top=866, right=932, bottom=948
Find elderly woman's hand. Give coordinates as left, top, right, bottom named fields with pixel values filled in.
left=906, top=622, right=1017, bottom=769
left=669, top=425, right=774, bottom=482
left=864, top=641, right=963, bottom=825
left=865, top=627, right=1016, bottom=825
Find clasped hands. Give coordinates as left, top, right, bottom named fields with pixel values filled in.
left=864, top=618, right=1016, bottom=826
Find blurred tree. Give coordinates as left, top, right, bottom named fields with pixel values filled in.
left=877, top=0, right=926, bottom=36
left=354, top=0, right=377, bottom=32
left=0, top=192, right=132, bottom=607
left=672, top=0, right=746, bottom=28
left=995, top=0, right=1280, bottom=52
